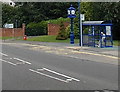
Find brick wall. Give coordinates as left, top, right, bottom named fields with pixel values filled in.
left=48, top=22, right=70, bottom=35
left=0, top=24, right=25, bottom=37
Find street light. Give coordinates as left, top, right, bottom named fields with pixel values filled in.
left=67, top=4, right=76, bottom=44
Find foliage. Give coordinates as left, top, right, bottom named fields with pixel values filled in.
left=74, top=23, right=79, bottom=39
left=65, top=23, right=79, bottom=39
left=65, top=25, right=70, bottom=37
left=80, top=2, right=120, bottom=40
left=46, top=17, right=70, bottom=24
left=26, top=17, right=69, bottom=36
left=2, top=4, right=17, bottom=25
left=2, top=2, right=75, bottom=25
left=56, top=22, right=69, bottom=40
left=83, top=27, right=90, bottom=34
left=2, top=2, right=120, bottom=40
left=26, top=21, right=47, bottom=36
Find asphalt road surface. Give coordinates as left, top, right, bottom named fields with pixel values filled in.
left=1, top=42, right=118, bottom=90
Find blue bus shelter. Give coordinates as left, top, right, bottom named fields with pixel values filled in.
left=82, top=21, right=113, bottom=48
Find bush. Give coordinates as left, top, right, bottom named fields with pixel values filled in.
left=74, top=24, right=79, bottom=39
left=26, top=21, right=47, bottom=36
left=65, top=23, right=79, bottom=39
left=56, top=22, right=69, bottom=40
left=83, top=27, right=89, bottom=34
left=26, top=17, right=69, bottom=36
left=47, top=17, right=70, bottom=24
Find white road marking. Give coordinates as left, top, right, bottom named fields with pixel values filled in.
left=29, top=69, right=68, bottom=83
left=16, top=62, right=25, bottom=65
left=13, top=57, right=31, bottom=65
left=0, top=59, right=16, bottom=66
left=40, top=68, right=80, bottom=82
left=0, top=52, right=8, bottom=56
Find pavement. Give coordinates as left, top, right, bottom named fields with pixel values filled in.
left=1, top=40, right=119, bottom=65
left=3, top=40, right=119, bottom=56
left=4, top=40, right=119, bottom=56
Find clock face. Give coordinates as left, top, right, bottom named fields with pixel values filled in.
left=68, top=10, right=70, bottom=14
left=71, top=10, right=75, bottom=14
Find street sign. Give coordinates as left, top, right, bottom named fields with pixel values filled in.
left=81, top=14, right=85, bottom=21
left=4, top=24, right=14, bottom=28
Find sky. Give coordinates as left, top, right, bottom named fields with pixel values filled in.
left=0, top=0, right=14, bottom=3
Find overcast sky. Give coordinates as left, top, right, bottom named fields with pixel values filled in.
left=0, top=0, right=13, bottom=3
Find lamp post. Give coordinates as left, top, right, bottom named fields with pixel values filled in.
left=67, top=5, right=76, bottom=44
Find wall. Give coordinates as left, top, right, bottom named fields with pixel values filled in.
left=0, top=24, right=25, bottom=37
left=48, top=22, right=69, bottom=35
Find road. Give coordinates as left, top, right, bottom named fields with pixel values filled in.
left=1, top=41, right=118, bottom=91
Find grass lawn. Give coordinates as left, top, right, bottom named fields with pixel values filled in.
left=1, top=35, right=119, bottom=46
left=113, top=40, right=120, bottom=46
left=27, top=35, right=79, bottom=43
left=0, top=37, right=13, bottom=40
left=27, top=35, right=120, bottom=46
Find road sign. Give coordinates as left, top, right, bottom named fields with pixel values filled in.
left=4, top=24, right=14, bottom=28
left=81, top=14, right=85, bottom=21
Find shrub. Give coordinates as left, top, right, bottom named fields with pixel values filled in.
left=65, top=24, right=79, bottom=39
left=83, top=27, right=90, bottom=34
left=74, top=24, right=79, bottom=39
left=47, top=17, right=70, bottom=24
left=56, top=22, right=69, bottom=40
left=26, top=21, right=47, bottom=36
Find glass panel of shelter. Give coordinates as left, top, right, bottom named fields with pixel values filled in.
left=82, top=25, right=113, bottom=48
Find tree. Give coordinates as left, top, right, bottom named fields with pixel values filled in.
left=2, top=2, right=120, bottom=39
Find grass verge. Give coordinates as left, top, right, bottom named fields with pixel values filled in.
left=27, top=35, right=79, bottom=43
left=0, top=37, right=13, bottom=40
left=1, top=35, right=119, bottom=46
left=113, top=40, right=120, bottom=46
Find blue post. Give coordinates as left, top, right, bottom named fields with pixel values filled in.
left=67, top=4, right=76, bottom=44
left=92, top=26, right=95, bottom=47
left=70, top=18, right=74, bottom=44
left=110, top=26, right=113, bottom=46
left=103, top=26, right=106, bottom=48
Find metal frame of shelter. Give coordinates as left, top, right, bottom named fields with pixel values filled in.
left=82, top=21, right=113, bottom=48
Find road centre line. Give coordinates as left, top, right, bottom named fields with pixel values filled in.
left=37, top=68, right=80, bottom=82
left=0, top=59, right=16, bottom=66
left=0, top=52, right=8, bottom=56
left=13, top=57, right=31, bottom=65
left=71, top=51, right=118, bottom=59
left=29, top=69, right=68, bottom=83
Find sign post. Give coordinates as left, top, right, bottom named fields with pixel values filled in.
left=78, top=1, right=83, bottom=47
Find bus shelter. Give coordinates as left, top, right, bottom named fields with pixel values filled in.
left=82, top=21, right=113, bottom=48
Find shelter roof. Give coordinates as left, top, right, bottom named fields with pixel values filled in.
left=83, top=21, right=112, bottom=26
